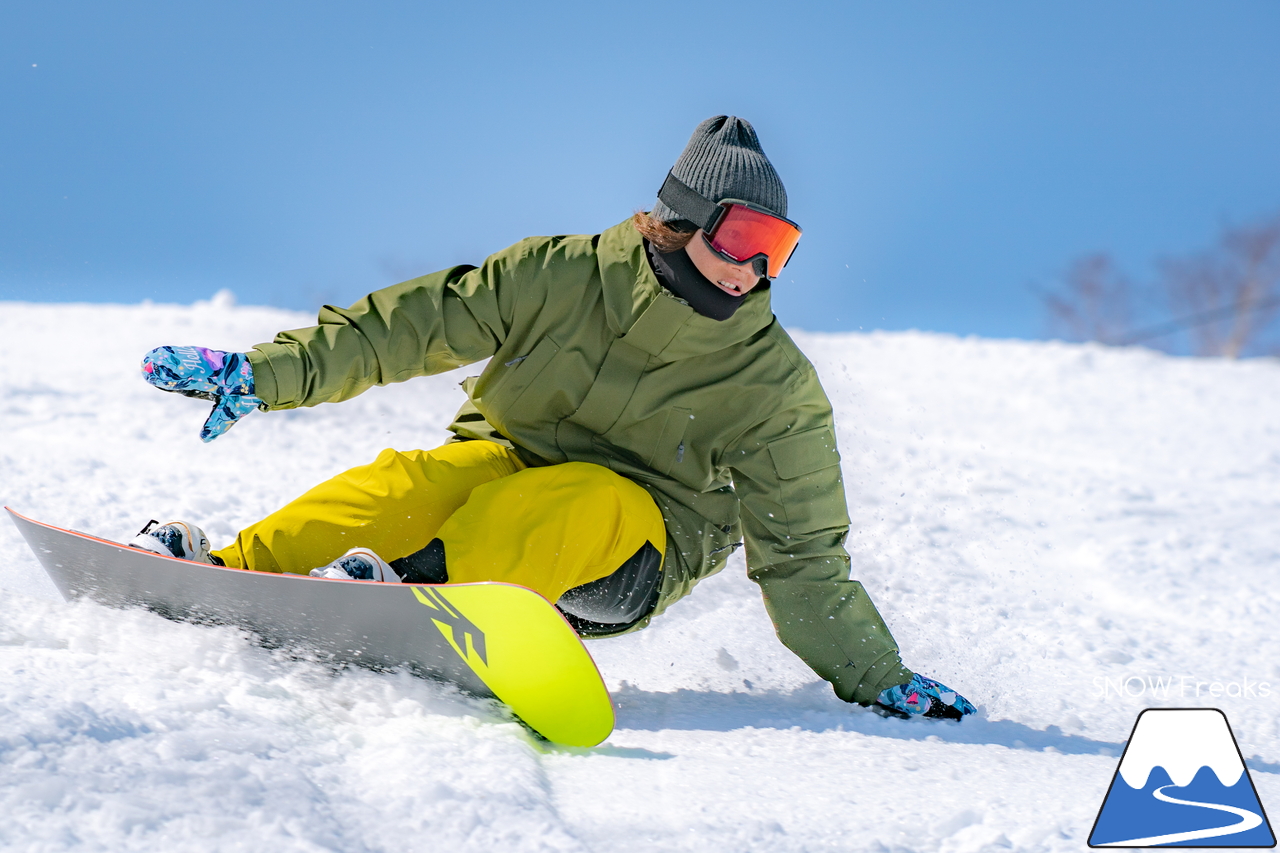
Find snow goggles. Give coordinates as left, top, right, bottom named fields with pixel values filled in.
left=657, top=171, right=802, bottom=279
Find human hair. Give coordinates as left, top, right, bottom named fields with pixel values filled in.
left=631, top=211, right=696, bottom=253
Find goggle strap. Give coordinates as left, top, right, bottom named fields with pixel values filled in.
left=657, top=171, right=724, bottom=233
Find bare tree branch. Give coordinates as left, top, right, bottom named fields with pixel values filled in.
left=1161, top=214, right=1280, bottom=358
left=1042, top=253, right=1133, bottom=344
left=1043, top=212, right=1280, bottom=356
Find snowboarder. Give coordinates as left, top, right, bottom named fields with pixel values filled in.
left=137, top=116, right=975, bottom=720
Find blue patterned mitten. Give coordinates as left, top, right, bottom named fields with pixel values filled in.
left=877, top=674, right=977, bottom=721
left=142, top=346, right=263, bottom=442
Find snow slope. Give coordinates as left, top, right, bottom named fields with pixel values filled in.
left=1, top=295, right=1278, bottom=852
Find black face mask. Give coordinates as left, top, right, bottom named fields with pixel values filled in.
left=646, top=241, right=763, bottom=322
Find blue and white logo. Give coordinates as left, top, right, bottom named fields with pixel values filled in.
left=1089, top=708, right=1275, bottom=847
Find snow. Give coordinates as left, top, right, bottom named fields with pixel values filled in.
left=2, top=297, right=1278, bottom=852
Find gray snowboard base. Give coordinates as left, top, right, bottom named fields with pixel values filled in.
left=6, top=507, right=615, bottom=746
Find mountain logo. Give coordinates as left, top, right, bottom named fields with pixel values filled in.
left=1089, top=708, right=1275, bottom=847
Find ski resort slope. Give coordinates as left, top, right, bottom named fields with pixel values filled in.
left=1, top=296, right=1278, bottom=853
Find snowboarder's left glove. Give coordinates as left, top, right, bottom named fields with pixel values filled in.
left=141, top=346, right=264, bottom=442
left=876, top=674, right=977, bottom=721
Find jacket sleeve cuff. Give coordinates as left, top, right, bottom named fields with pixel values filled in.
left=855, top=655, right=916, bottom=706
left=247, top=344, right=304, bottom=409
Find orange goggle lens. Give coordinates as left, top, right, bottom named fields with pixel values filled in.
left=706, top=203, right=802, bottom=279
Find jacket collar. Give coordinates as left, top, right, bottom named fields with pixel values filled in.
left=595, top=219, right=774, bottom=361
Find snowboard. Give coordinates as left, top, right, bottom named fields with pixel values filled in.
left=6, top=507, right=614, bottom=747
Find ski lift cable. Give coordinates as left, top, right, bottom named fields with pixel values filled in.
left=1118, top=294, right=1280, bottom=345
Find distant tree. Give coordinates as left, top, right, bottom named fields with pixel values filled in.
left=1159, top=214, right=1280, bottom=358
left=1042, top=212, right=1280, bottom=357
left=1042, top=252, right=1134, bottom=345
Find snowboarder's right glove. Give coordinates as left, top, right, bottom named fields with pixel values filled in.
left=876, top=674, right=977, bottom=721
left=141, top=346, right=264, bottom=442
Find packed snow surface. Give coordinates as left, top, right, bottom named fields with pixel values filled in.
left=1, top=296, right=1278, bottom=852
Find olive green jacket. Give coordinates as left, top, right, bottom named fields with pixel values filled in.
left=245, top=219, right=912, bottom=704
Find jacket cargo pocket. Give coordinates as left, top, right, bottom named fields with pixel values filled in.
left=767, top=427, right=850, bottom=535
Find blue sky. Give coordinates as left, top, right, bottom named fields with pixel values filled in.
left=3, top=1, right=1278, bottom=339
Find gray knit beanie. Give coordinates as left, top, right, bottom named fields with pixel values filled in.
left=651, top=116, right=787, bottom=225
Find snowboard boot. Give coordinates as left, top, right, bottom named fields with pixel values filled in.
left=309, top=548, right=402, bottom=583
left=129, top=520, right=216, bottom=564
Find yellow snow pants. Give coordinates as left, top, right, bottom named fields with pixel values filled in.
left=210, top=441, right=665, bottom=602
